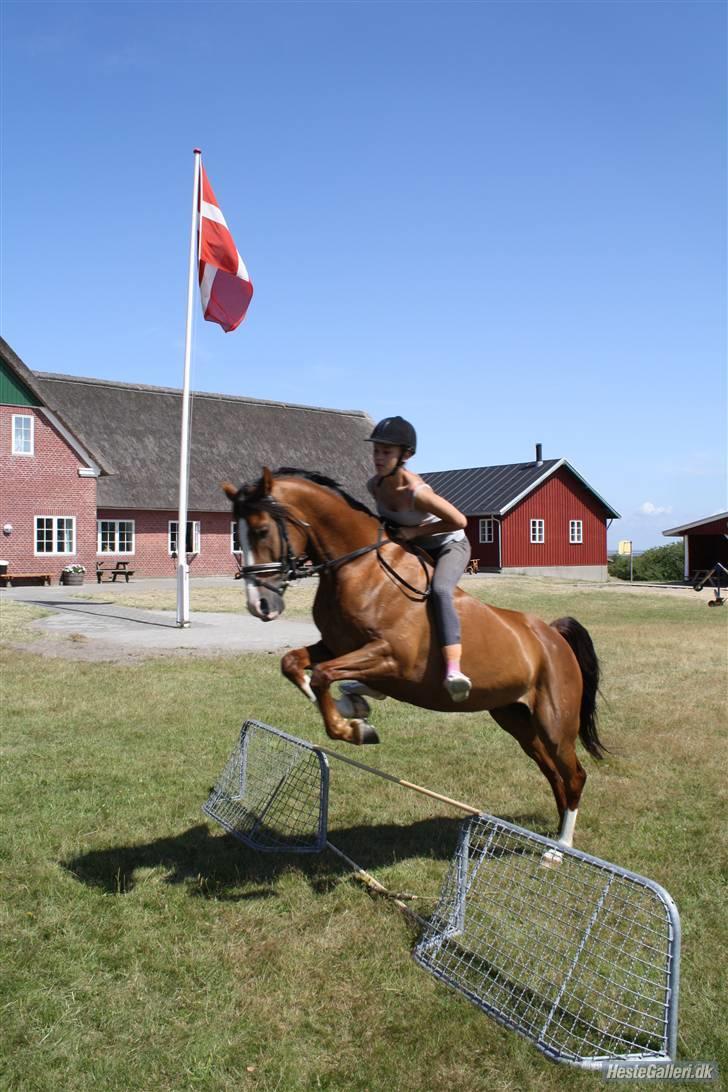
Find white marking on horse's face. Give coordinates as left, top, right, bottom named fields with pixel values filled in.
left=238, top=517, right=283, bottom=621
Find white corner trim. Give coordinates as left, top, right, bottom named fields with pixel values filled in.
left=78, top=468, right=99, bottom=478
left=40, top=408, right=103, bottom=476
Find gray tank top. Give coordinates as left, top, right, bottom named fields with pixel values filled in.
left=372, top=482, right=465, bottom=549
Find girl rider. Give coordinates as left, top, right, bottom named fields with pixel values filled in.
left=339, top=416, right=472, bottom=712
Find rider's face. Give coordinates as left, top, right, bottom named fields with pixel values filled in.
left=372, top=443, right=402, bottom=476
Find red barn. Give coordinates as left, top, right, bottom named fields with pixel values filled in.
left=423, top=445, right=619, bottom=580
left=663, top=512, right=728, bottom=580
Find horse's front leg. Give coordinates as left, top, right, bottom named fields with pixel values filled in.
left=309, top=639, right=398, bottom=745
left=281, top=642, right=332, bottom=703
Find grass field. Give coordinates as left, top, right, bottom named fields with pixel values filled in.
left=1, top=582, right=726, bottom=1091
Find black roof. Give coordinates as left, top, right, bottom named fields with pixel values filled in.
left=33, top=372, right=375, bottom=512
left=421, top=460, right=620, bottom=518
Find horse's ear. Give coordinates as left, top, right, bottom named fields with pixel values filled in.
left=261, top=467, right=274, bottom=495
left=221, top=482, right=239, bottom=500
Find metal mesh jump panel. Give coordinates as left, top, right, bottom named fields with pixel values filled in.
left=414, top=815, right=680, bottom=1070
left=203, top=720, right=329, bottom=853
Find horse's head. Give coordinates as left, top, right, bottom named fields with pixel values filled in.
left=222, top=467, right=309, bottom=622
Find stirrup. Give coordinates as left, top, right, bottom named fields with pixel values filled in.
left=339, top=681, right=386, bottom=700
left=445, top=671, right=472, bottom=703
left=335, top=693, right=372, bottom=719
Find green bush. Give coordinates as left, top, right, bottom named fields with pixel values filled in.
left=608, top=541, right=684, bottom=582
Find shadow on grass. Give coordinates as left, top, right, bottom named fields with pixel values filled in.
left=61, top=812, right=550, bottom=900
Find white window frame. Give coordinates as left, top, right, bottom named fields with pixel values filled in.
left=12, top=414, right=34, bottom=456
left=478, top=518, right=494, bottom=544
left=97, top=519, right=135, bottom=555
left=231, top=521, right=242, bottom=554
left=530, top=518, right=545, bottom=544
left=34, top=515, right=76, bottom=556
left=169, top=520, right=201, bottom=556
left=569, top=519, right=583, bottom=545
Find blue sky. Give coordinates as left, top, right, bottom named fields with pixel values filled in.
left=2, top=1, right=725, bottom=550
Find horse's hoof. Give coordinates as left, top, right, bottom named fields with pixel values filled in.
left=352, top=719, right=380, bottom=745
left=540, top=847, right=564, bottom=869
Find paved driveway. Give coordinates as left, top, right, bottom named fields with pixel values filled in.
left=1, top=578, right=320, bottom=662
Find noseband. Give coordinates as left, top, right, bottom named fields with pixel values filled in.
left=238, top=500, right=431, bottom=601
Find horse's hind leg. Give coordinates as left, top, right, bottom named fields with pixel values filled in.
left=490, top=702, right=586, bottom=847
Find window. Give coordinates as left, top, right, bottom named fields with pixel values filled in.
left=231, top=521, right=242, bottom=553
left=169, top=520, right=200, bottom=555
left=569, top=520, right=583, bottom=544
left=12, top=414, right=34, bottom=455
left=35, top=516, right=75, bottom=555
left=530, top=519, right=544, bottom=544
left=479, top=518, right=494, bottom=544
left=98, top=520, right=135, bottom=554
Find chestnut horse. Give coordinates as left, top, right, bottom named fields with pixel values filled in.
left=224, top=468, right=605, bottom=848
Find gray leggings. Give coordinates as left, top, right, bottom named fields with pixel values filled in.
left=423, top=536, right=471, bottom=647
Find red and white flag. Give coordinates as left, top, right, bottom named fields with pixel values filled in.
left=198, top=165, right=253, bottom=332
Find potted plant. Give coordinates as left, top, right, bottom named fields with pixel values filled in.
left=60, top=563, right=86, bottom=586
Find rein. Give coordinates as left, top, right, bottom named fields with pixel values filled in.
left=239, top=506, right=431, bottom=600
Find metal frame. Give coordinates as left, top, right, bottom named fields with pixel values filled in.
left=203, top=720, right=680, bottom=1069
left=414, top=815, right=680, bottom=1069
left=203, top=720, right=329, bottom=853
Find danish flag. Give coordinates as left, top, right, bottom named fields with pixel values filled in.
left=198, top=165, right=253, bottom=332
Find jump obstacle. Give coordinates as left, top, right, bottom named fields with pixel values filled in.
left=203, top=719, right=681, bottom=1071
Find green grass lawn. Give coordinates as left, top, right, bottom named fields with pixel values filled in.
left=1, top=584, right=725, bottom=1091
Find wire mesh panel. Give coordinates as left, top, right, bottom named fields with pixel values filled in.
left=414, top=815, right=680, bottom=1069
left=203, top=720, right=329, bottom=852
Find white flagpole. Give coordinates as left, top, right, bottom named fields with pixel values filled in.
left=176, top=148, right=202, bottom=628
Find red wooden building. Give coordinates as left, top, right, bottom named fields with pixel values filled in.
left=423, top=445, right=619, bottom=580
left=663, top=512, right=728, bottom=580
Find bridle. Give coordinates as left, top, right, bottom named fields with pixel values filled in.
left=237, top=503, right=431, bottom=601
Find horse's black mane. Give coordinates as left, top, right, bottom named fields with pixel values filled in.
left=275, top=468, right=377, bottom=518
left=236, top=467, right=376, bottom=520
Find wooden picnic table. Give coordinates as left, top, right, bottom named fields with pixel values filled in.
left=96, top=560, right=136, bottom=584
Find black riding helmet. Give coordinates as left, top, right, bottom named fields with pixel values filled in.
left=366, top=416, right=417, bottom=455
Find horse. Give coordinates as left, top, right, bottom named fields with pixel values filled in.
left=223, top=467, right=605, bottom=849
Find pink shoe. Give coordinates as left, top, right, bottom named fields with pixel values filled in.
left=445, top=671, right=471, bottom=703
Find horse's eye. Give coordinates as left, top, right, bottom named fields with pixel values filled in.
left=250, top=527, right=269, bottom=542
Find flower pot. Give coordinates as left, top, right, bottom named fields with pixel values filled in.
left=61, top=572, right=84, bottom=586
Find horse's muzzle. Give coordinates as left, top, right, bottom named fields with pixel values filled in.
left=245, top=583, right=285, bottom=622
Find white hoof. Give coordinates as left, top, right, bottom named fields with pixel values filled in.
left=540, top=847, right=564, bottom=869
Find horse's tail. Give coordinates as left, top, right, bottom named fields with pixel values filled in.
left=550, top=616, right=606, bottom=759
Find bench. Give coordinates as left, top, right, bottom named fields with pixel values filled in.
left=96, top=561, right=136, bottom=584
left=0, top=572, right=52, bottom=588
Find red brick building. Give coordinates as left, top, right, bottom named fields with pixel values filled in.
left=0, top=337, right=374, bottom=583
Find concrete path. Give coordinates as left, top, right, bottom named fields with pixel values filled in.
left=1, top=572, right=717, bottom=663
left=1, top=578, right=320, bottom=661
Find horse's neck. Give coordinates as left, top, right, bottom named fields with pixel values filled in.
left=278, top=480, right=378, bottom=562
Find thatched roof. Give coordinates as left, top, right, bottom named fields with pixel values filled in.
left=34, top=372, right=375, bottom=511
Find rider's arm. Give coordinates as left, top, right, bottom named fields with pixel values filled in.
left=397, top=484, right=466, bottom=541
